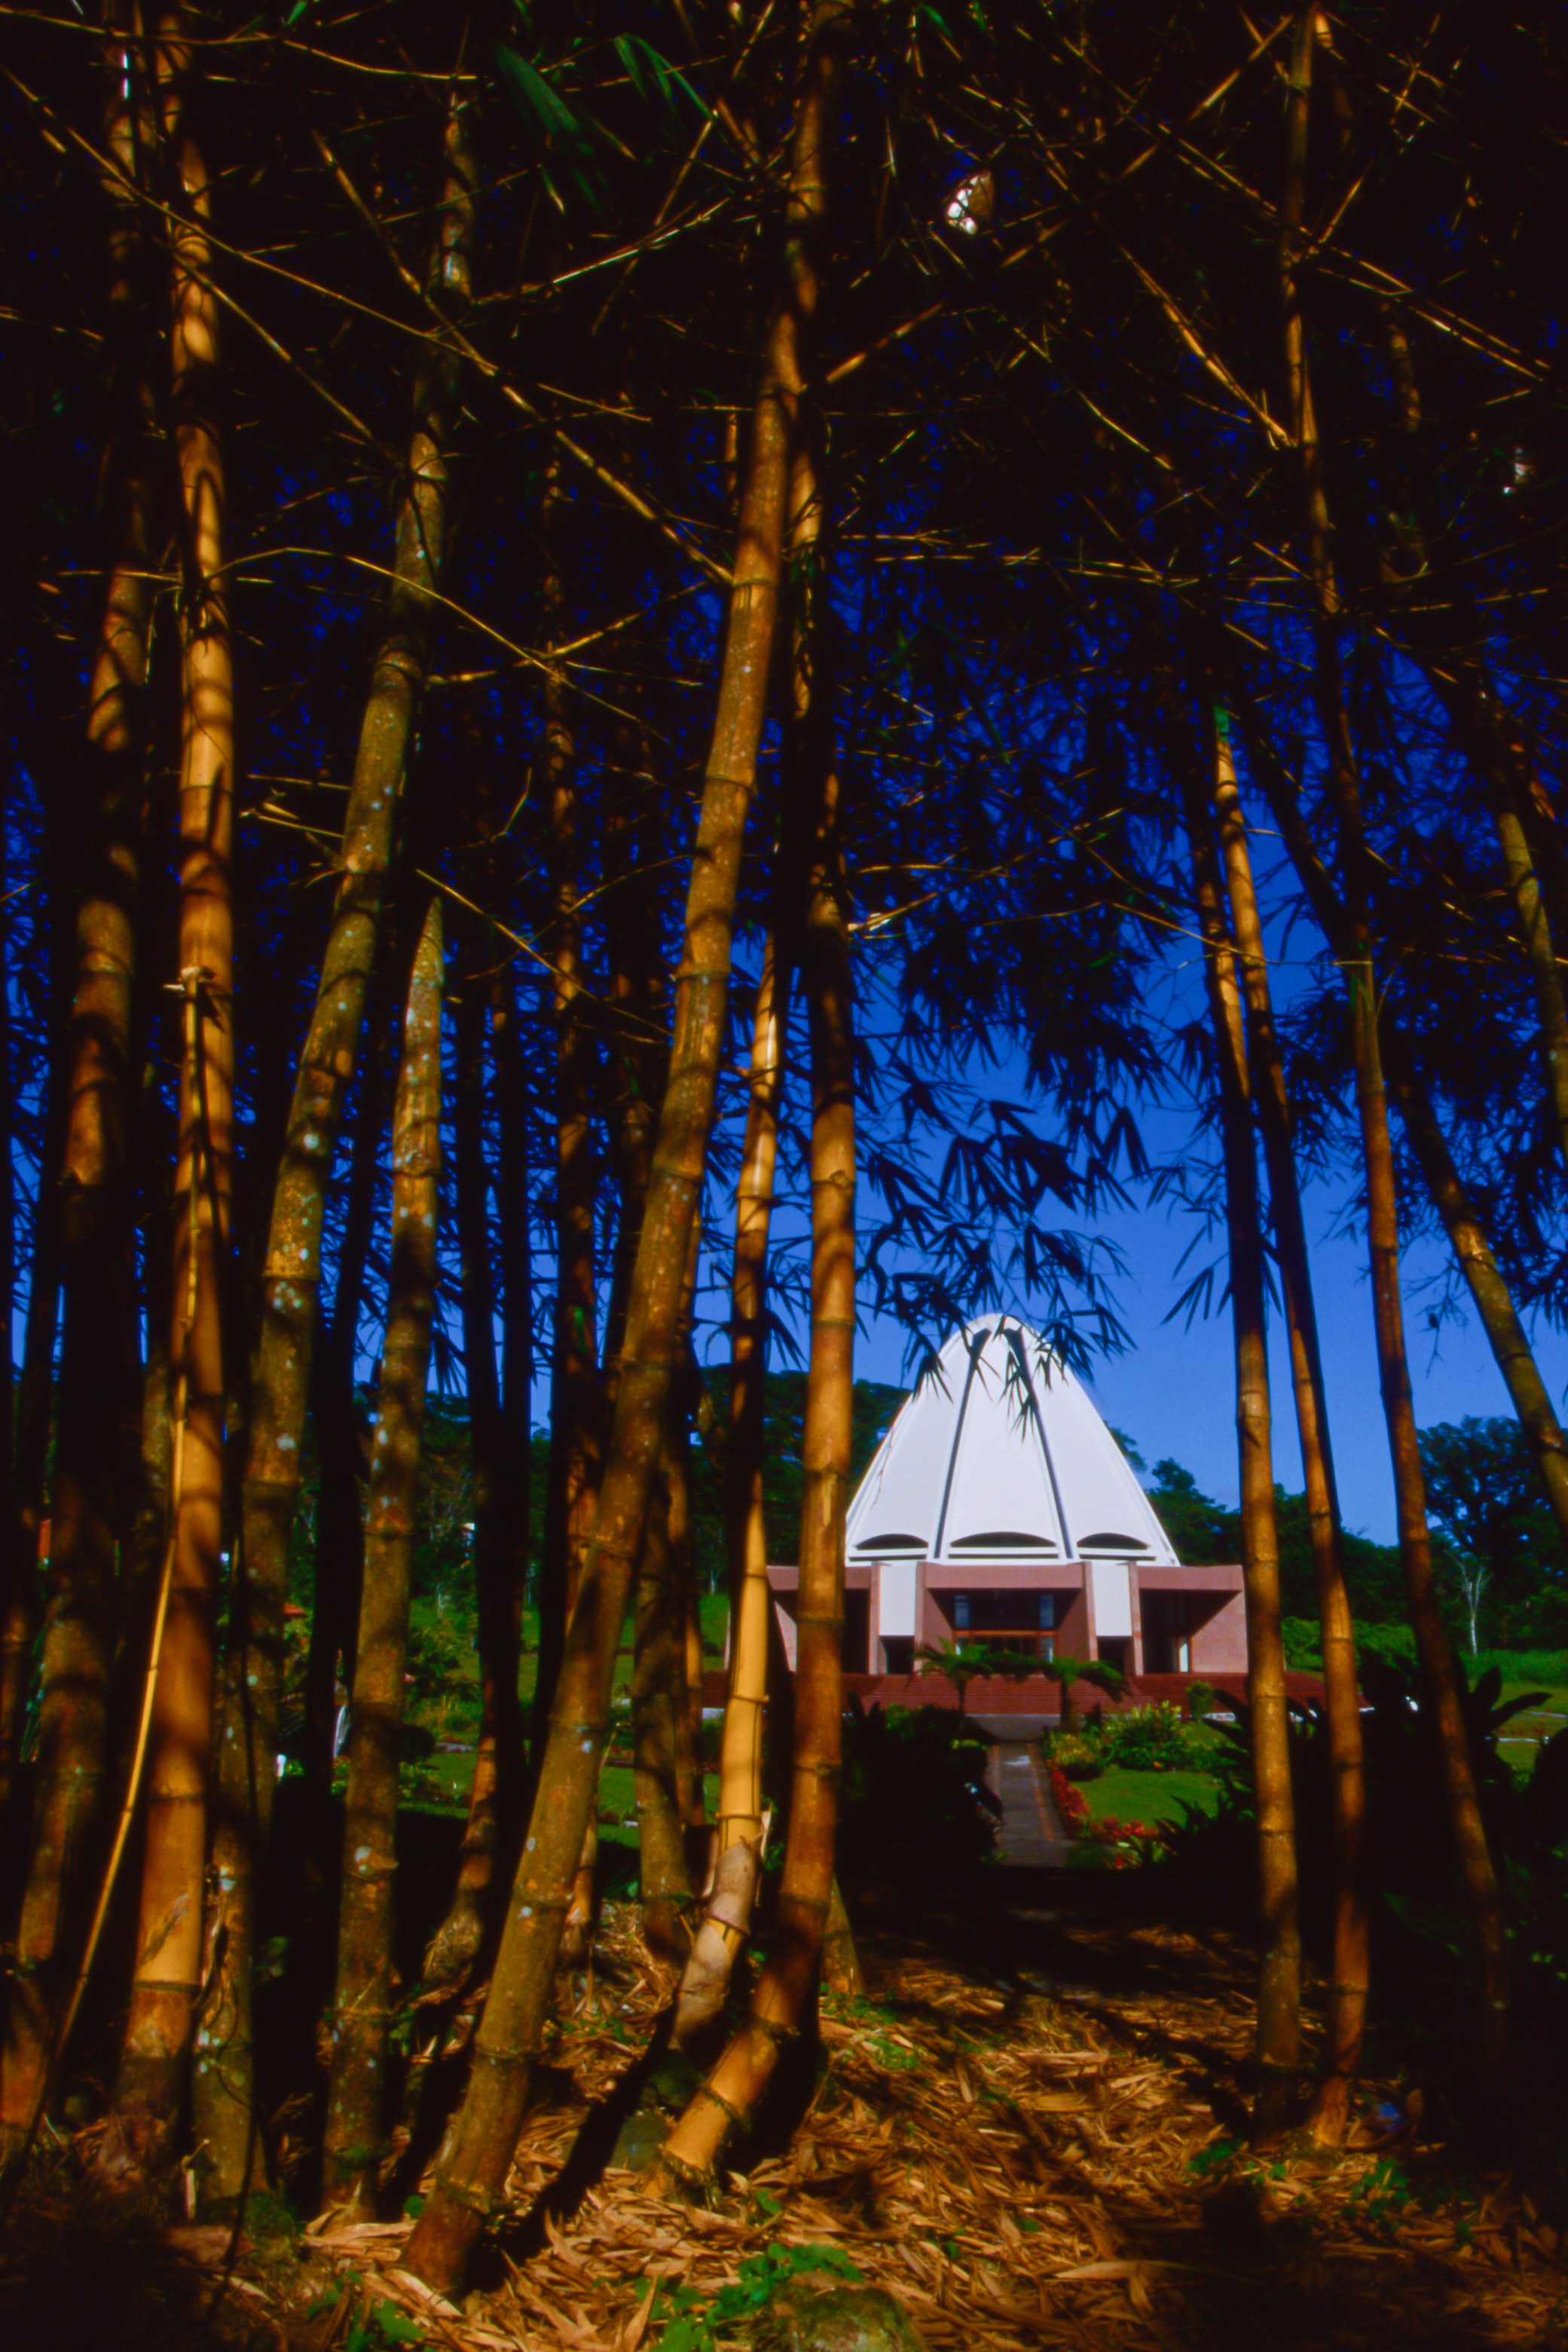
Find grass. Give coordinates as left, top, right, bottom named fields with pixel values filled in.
left=597, top=1763, right=720, bottom=1850
left=394, top=1748, right=722, bottom=1830
left=1074, top=1764, right=1221, bottom=1825
left=1495, top=1682, right=1568, bottom=1775
left=383, top=1587, right=732, bottom=1812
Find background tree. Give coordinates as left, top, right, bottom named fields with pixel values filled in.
left=1419, top=1417, right=1564, bottom=1652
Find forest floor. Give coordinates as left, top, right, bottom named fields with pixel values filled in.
left=4, top=1860, right=1564, bottom=2352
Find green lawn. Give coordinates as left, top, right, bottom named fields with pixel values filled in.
left=1496, top=1683, right=1568, bottom=1775
left=394, top=1748, right=721, bottom=1832
left=598, top=1764, right=721, bottom=1850
left=1073, top=1765, right=1220, bottom=1826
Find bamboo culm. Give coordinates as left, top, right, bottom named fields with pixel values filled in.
left=1209, top=715, right=1368, bottom=2144
left=321, top=895, right=445, bottom=2215
left=402, top=0, right=850, bottom=2292
left=421, top=969, right=521, bottom=1996
left=195, top=94, right=475, bottom=2199
left=656, top=473, right=857, bottom=2185
left=1178, top=704, right=1300, bottom=2142
left=111, top=21, right=235, bottom=2164
left=0, top=8, right=160, bottom=2152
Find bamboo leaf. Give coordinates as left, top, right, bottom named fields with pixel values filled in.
left=614, top=35, right=710, bottom=121
left=492, top=44, right=582, bottom=144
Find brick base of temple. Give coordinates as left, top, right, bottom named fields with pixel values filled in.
left=701, top=1668, right=1328, bottom=1717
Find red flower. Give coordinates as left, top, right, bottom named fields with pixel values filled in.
left=1047, top=1760, right=1172, bottom=1870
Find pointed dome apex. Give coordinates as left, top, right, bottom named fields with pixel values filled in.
left=845, top=1316, right=1178, bottom=1568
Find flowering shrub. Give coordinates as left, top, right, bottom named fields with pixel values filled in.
left=1047, top=1732, right=1104, bottom=1779
left=1100, top=1702, right=1204, bottom=1772
left=1043, top=1704, right=1212, bottom=1788
left=1048, top=1763, right=1171, bottom=1869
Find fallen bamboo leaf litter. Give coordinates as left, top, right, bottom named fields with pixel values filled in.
left=2, top=1894, right=1565, bottom=2351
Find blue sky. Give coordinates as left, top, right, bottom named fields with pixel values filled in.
left=849, top=1099, right=1568, bottom=1549
left=837, top=855, right=1568, bottom=1549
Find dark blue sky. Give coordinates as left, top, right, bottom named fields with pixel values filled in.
left=851, top=1157, right=1568, bottom=1549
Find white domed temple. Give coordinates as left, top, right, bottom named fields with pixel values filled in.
left=767, top=1316, right=1247, bottom=1687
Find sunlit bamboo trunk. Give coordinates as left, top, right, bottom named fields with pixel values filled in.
left=674, top=433, right=822, bottom=2042
left=194, top=100, right=473, bottom=2198
left=1178, top=708, right=1300, bottom=2141
left=656, top=482, right=857, bottom=2187
left=1246, top=712, right=1515, bottom=2074
left=0, top=8, right=160, bottom=2151
left=1209, top=719, right=1367, bottom=2143
left=1236, top=701, right=1568, bottom=1560
left=402, top=1, right=849, bottom=2292
left=677, top=367, right=786, bottom=2020
left=717, top=921, right=790, bottom=1892
left=111, top=26, right=234, bottom=2164
left=1276, top=15, right=1510, bottom=2090
left=321, top=896, right=444, bottom=2216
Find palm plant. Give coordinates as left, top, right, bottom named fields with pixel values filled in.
left=913, top=1638, right=989, bottom=1723
left=1049, top=1656, right=1127, bottom=1739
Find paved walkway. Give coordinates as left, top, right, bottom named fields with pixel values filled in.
left=987, top=1739, right=1074, bottom=1868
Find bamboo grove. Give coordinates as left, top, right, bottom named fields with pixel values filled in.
left=0, top=0, right=1564, bottom=2289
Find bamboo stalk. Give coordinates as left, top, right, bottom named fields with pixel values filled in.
left=674, top=428, right=821, bottom=2042
left=421, top=970, right=517, bottom=1995
left=656, top=457, right=857, bottom=2187
left=321, top=895, right=445, bottom=2216
left=1274, top=11, right=1511, bottom=2094
left=0, top=969, right=203, bottom=2182
left=1178, top=706, right=1301, bottom=2143
left=1236, top=701, right=1568, bottom=1560
left=0, top=2, right=159, bottom=2146
left=197, top=91, right=475, bottom=2199
left=536, top=464, right=607, bottom=1973
left=301, top=1017, right=389, bottom=1894
left=402, top=1, right=850, bottom=2293
left=633, top=1429, right=696, bottom=1959
left=1209, top=716, right=1368, bottom=2144
left=112, top=19, right=235, bottom=2163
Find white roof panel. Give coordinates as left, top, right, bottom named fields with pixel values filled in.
left=845, top=1316, right=1178, bottom=1567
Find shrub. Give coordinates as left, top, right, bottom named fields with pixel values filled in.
left=404, top=1606, right=477, bottom=1742
left=1100, top=1702, right=1209, bottom=1772
left=838, top=1700, right=999, bottom=1881
left=1047, top=1732, right=1104, bottom=1780
left=1163, top=1650, right=1568, bottom=2094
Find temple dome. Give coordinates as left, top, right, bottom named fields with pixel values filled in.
left=845, top=1315, right=1178, bottom=1570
